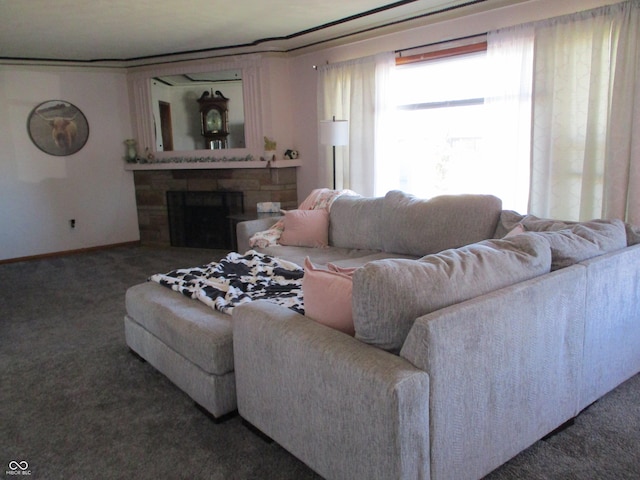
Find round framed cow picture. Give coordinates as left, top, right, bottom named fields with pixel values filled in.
left=27, top=100, right=89, bottom=156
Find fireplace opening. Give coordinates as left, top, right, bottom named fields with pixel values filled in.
left=167, top=190, right=244, bottom=249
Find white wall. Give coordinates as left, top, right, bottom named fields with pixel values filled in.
left=0, top=65, right=139, bottom=261
left=288, top=0, right=620, bottom=200
left=259, top=56, right=295, bottom=157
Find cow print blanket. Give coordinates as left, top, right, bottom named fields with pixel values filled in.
left=149, top=250, right=304, bottom=315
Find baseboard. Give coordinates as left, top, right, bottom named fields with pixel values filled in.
left=0, top=241, right=141, bottom=265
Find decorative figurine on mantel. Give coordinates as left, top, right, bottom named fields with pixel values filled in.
left=124, top=139, right=138, bottom=163
left=284, top=149, right=299, bottom=159
left=262, top=136, right=277, bottom=162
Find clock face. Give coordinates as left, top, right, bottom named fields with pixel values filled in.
left=205, top=109, right=222, bottom=133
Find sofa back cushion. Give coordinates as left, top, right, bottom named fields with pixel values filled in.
left=329, top=195, right=386, bottom=250
left=493, top=210, right=570, bottom=238
left=531, top=220, right=627, bottom=270
left=352, top=234, right=552, bottom=353
left=381, top=191, right=502, bottom=256
left=494, top=212, right=628, bottom=270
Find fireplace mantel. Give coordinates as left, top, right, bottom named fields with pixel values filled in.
left=125, top=159, right=302, bottom=171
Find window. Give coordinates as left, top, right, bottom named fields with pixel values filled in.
left=376, top=43, right=530, bottom=212
left=376, top=50, right=494, bottom=200
left=381, top=51, right=489, bottom=197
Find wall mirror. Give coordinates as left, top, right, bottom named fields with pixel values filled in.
left=151, top=70, right=244, bottom=151
left=128, top=58, right=262, bottom=161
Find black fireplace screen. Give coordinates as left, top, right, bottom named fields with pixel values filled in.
left=167, top=190, right=244, bottom=249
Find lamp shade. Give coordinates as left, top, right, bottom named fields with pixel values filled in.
left=320, top=120, right=349, bottom=146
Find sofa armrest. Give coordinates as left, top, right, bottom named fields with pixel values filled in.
left=400, top=266, right=586, bottom=480
left=235, top=215, right=282, bottom=253
left=233, top=301, right=430, bottom=480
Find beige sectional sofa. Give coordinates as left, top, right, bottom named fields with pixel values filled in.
left=124, top=191, right=502, bottom=419
left=124, top=190, right=640, bottom=479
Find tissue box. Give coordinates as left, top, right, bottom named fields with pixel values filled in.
left=257, top=202, right=281, bottom=213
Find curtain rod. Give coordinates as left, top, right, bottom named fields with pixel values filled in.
left=395, top=32, right=486, bottom=56
left=313, top=33, right=486, bottom=69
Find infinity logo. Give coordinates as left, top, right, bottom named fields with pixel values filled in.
left=8, top=461, right=28, bottom=470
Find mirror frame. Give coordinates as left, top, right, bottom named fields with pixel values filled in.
left=128, top=57, right=262, bottom=162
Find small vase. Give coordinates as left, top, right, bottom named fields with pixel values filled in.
left=124, top=139, right=138, bottom=162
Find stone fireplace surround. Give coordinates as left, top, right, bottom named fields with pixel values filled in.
left=132, top=166, right=298, bottom=247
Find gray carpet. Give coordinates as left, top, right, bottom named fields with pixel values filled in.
left=1, top=246, right=638, bottom=479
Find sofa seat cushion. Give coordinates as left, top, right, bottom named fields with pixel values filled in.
left=125, top=282, right=233, bottom=375
left=352, top=234, right=552, bottom=353
left=253, top=245, right=384, bottom=268
left=381, top=191, right=502, bottom=256
left=329, top=252, right=419, bottom=268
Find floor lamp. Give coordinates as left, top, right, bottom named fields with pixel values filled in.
left=320, top=118, right=349, bottom=189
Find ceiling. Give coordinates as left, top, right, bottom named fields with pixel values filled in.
left=0, top=0, right=525, bottom=66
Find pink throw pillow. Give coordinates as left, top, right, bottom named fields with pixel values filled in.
left=302, top=257, right=357, bottom=335
left=279, top=209, right=329, bottom=248
left=504, top=223, right=526, bottom=238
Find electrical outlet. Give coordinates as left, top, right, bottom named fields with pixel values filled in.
left=70, top=219, right=76, bottom=229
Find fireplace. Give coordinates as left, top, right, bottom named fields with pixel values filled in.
left=131, top=167, right=298, bottom=248
left=166, top=190, right=244, bottom=249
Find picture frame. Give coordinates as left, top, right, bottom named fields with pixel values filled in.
left=27, top=100, right=89, bottom=156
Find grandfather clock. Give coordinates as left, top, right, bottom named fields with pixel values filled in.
left=197, top=90, right=229, bottom=149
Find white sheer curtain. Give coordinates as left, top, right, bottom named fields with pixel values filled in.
left=530, top=0, right=640, bottom=222
left=604, top=0, right=640, bottom=224
left=317, top=52, right=395, bottom=196
left=485, top=25, right=534, bottom=213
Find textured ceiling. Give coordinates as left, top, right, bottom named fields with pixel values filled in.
left=0, top=0, right=526, bottom=66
